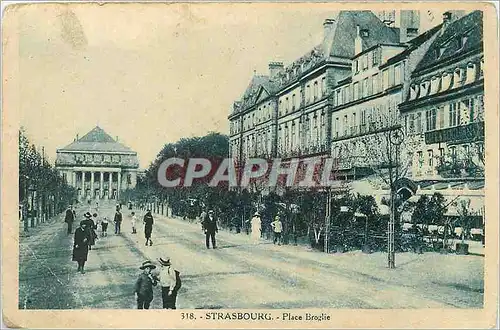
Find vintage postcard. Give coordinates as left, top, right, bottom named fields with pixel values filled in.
left=2, top=1, right=498, bottom=328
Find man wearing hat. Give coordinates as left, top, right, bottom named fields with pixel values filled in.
left=114, top=207, right=123, bottom=234
left=134, top=260, right=158, bottom=309
left=72, top=220, right=90, bottom=273
left=202, top=210, right=218, bottom=249
left=64, top=205, right=75, bottom=235
left=82, top=212, right=97, bottom=250
left=157, top=257, right=181, bottom=309
left=143, top=209, right=154, bottom=246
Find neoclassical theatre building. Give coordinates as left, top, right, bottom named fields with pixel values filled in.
left=55, top=126, right=139, bottom=200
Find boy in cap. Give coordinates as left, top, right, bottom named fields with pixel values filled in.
left=271, top=215, right=283, bottom=245
left=134, top=260, right=158, bottom=309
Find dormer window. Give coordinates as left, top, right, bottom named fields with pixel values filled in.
left=480, top=57, right=484, bottom=77
left=465, top=62, right=477, bottom=84
left=452, top=68, right=463, bottom=89
left=458, top=36, right=468, bottom=49
left=441, top=72, right=452, bottom=91
left=430, top=76, right=441, bottom=95
left=437, top=47, right=446, bottom=58
left=419, top=81, right=430, bottom=97
left=360, top=29, right=369, bottom=37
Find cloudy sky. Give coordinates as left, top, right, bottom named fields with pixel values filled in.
left=9, top=3, right=439, bottom=168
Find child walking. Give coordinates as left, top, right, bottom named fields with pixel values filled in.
left=101, top=216, right=109, bottom=237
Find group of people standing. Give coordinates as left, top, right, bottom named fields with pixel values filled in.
left=248, top=212, right=283, bottom=245
left=66, top=203, right=158, bottom=274
left=134, top=258, right=181, bottom=309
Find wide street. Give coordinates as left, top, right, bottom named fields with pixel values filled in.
left=19, top=202, right=484, bottom=310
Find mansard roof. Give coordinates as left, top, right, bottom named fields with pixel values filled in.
left=58, top=126, right=136, bottom=154
left=414, top=10, right=483, bottom=75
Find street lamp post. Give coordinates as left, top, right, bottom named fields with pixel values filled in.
left=388, top=127, right=404, bottom=269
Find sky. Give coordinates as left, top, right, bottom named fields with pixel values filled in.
left=9, top=3, right=440, bottom=168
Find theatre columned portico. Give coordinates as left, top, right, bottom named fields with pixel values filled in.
left=55, top=126, right=139, bottom=201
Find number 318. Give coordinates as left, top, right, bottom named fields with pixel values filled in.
left=181, top=312, right=195, bottom=320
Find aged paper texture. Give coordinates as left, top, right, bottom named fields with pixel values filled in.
left=2, top=1, right=498, bottom=328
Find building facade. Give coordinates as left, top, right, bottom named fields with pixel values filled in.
left=55, top=126, right=139, bottom=200
left=228, top=9, right=484, bottom=218
left=399, top=10, right=484, bottom=218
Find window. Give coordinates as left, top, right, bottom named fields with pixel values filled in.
left=394, top=64, right=402, bottom=85
left=449, top=102, right=460, bottom=127
left=306, top=85, right=310, bottom=103
left=463, top=144, right=470, bottom=159
left=464, top=98, right=475, bottom=123
left=372, top=49, right=379, bottom=65
left=450, top=146, right=457, bottom=160
left=417, top=151, right=423, bottom=168
left=428, top=150, right=434, bottom=167
left=351, top=113, right=357, bottom=135
left=336, top=89, right=342, bottom=106
left=353, top=82, right=359, bottom=100
left=343, top=115, right=348, bottom=136
left=415, top=112, right=422, bottom=133
left=438, top=105, right=445, bottom=129
left=334, top=117, right=339, bottom=138
left=383, top=69, right=389, bottom=90
left=479, top=57, right=484, bottom=77
left=361, top=109, right=367, bottom=133
left=322, top=77, right=326, bottom=94
left=362, top=55, right=368, bottom=70
left=292, top=94, right=296, bottom=110
left=388, top=66, right=395, bottom=87
left=314, top=82, right=319, bottom=100
left=363, top=78, right=369, bottom=98
left=285, top=97, right=289, bottom=113
left=354, top=60, right=359, bottom=73
left=439, top=147, right=445, bottom=164
left=426, top=108, right=437, bottom=131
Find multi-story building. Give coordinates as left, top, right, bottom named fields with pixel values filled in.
left=229, top=10, right=417, bottom=191
left=55, top=126, right=140, bottom=200
left=399, top=10, right=484, bottom=218
left=330, top=14, right=441, bottom=182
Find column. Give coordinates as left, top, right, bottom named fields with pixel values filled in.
left=108, top=172, right=113, bottom=199
left=81, top=171, right=85, bottom=199
left=117, top=172, right=121, bottom=200
left=90, top=171, right=94, bottom=199
left=100, top=172, right=104, bottom=199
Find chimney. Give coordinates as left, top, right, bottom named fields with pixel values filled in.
left=268, top=62, right=284, bottom=79
left=322, top=18, right=336, bottom=55
left=116, top=136, right=119, bottom=142
left=76, top=134, right=79, bottom=141
left=442, top=11, right=466, bottom=28
left=400, top=10, right=420, bottom=43
left=354, top=25, right=363, bottom=55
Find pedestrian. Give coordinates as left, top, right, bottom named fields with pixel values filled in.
left=65, top=205, right=75, bottom=235
left=271, top=216, right=283, bottom=245
left=134, top=260, right=158, bottom=309
left=143, top=209, right=154, bottom=246
left=114, top=208, right=123, bottom=234
left=249, top=212, right=262, bottom=244
left=131, top=211, right=137, bottom=234
left=157, top=257, right=181, bottom=309
left=101, top=216, right=109, bottom=237
left=72, top=221, right=90, bottom=274
left=202, top=210, right=218, bottom=249
left=82, top=212, right=97, bottom=250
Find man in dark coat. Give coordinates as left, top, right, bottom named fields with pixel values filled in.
left=65, top=205, right=75, bottom=235
left=143, top=210, right=154, bottom=246
left=202, top=210, right=218, bottom=249
left=72, top=221, right=90, bottom=273
left=81, top=212, right=97, bottom=250
left=114, top=208, right=123, bottom=234
left=134, top=260, right=157, bottom=309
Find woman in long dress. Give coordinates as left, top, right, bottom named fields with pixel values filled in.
left=250, top=212, right=262, bottom=244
